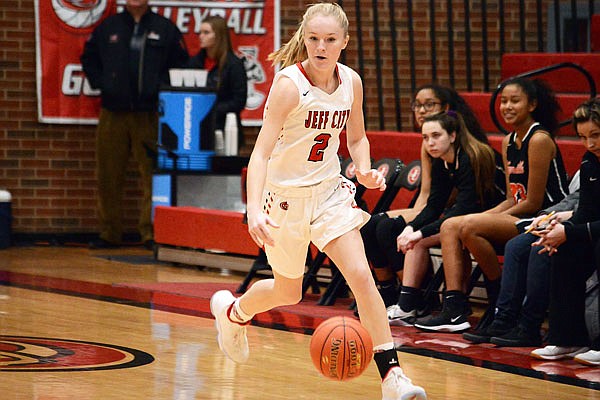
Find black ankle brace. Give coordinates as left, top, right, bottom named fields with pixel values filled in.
left=374, top=348, right=400, bottom=379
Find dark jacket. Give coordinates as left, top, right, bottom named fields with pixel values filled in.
left=186, top=49, right=247, bottom=149
left=564, top=152, right=600, bottom=243
left=81, top=9, right=188, bottom=112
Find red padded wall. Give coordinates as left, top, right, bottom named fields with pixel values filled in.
left=501, top=53, right=600, bottom=94
left=154, top=206, right=259, bottom=256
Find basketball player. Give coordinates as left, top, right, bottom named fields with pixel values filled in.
left=210, top=3, right=426, bottom=399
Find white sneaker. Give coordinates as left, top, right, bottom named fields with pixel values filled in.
left=574, top=349, right=600, bottom=366
left=381, top=367, right=427, bottom=400
left=530, top=345, right=589, bottom=361
left=387, top=305, right=416, bottom=326
left=210, top=290, right=249, bottom=364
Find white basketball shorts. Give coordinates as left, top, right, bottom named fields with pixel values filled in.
left=262, top=175, right=370, bottom=279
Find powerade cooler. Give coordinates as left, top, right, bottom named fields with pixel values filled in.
left=153, top=90, right=216, bottom=215
left=157, top=90, right=217, bottom=171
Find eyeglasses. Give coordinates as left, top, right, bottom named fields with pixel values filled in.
left=411, top=101, right=442, bottom=112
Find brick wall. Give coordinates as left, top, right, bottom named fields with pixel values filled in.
left=0, top=1, right=567, bottom=235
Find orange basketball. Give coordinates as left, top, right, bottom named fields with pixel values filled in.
left=309, top=316, right=373, bottom=381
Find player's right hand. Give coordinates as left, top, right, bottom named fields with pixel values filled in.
left=248, top=212, right=279, bottom=248
left=356, top=169, right=386, bottom=191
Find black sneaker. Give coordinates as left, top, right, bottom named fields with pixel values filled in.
left=413, top=307, right=471, bottom=333
left=463, top=321, right=513, bottom=344
left=490, top=326, right=542, bottom=347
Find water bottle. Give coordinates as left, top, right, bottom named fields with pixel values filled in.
left=224, top=113, right=238, bottom=156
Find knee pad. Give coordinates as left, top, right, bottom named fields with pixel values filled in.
left=375, top=215, right=407, bottom=244
left=361, top=212, right=389, bottom=237
left=361, top=213, right=390, bottom=263
left=376, top=216, right=407, bottom=273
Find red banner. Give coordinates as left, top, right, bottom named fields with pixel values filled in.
left=35, top=0, right=280, bottom=126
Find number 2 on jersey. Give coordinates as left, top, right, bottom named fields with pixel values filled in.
left=308, top=133, right=331, bottom=162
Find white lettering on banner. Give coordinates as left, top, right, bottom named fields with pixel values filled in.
left=191, top=8, right=210, bottom=31
left=148, top=6, right=265, bottom=34
left=62, top=64, right=100, bottom=96
left=175, top=8, right=191, bottom=32
left=228, top=9, right=266, bottom=34
left=183, top=97, right=192, bottom=150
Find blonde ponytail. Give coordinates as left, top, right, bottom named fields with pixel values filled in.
left=268, top=25, right=307, bottom=68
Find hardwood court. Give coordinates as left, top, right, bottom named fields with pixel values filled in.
left=1, top=246, right=599, bottom=399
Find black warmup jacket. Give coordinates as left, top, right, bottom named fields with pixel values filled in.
left=81, top=9, right=189, bottom=112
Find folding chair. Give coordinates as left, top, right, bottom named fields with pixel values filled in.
left=372, top=159, right=421, bottom=213
left=370, top=158, right=405, bottom=213
left=340, top=156, right=368, bottom=210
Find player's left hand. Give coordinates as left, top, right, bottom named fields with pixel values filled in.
left=356, top=169, right=386, bottom=191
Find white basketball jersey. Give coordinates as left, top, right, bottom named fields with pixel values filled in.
left=265, top=62, right=355, bottom=187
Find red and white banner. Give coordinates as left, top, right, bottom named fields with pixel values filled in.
left=34, top=0, right=280, bottom=126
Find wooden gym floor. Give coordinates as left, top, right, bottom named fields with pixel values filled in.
left=0, top=245, right=599, bottom=399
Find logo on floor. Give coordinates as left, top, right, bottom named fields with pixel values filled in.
left=0, top=336, right=154, bottom=371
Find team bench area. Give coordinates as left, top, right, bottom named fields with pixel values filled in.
left=154, top=130, right=586, bottom=269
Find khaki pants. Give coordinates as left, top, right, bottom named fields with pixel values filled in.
left=95, top=108, right=158, bottom=243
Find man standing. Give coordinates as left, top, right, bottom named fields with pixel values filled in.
left=81, top=0, right=188, bottom=249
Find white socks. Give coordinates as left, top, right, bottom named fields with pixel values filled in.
left=230, top=298, right=253, bottom=323
left=373, top=342, right=395, bottom=352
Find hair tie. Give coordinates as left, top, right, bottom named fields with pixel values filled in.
left=447, top=110, right=457, bottom=119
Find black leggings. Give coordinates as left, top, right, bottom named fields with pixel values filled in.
left=360, top=213, right=408, bottom=272
left=594, top=240, right=600, bottom=349
left=547, top=239, right=600, bottom=347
